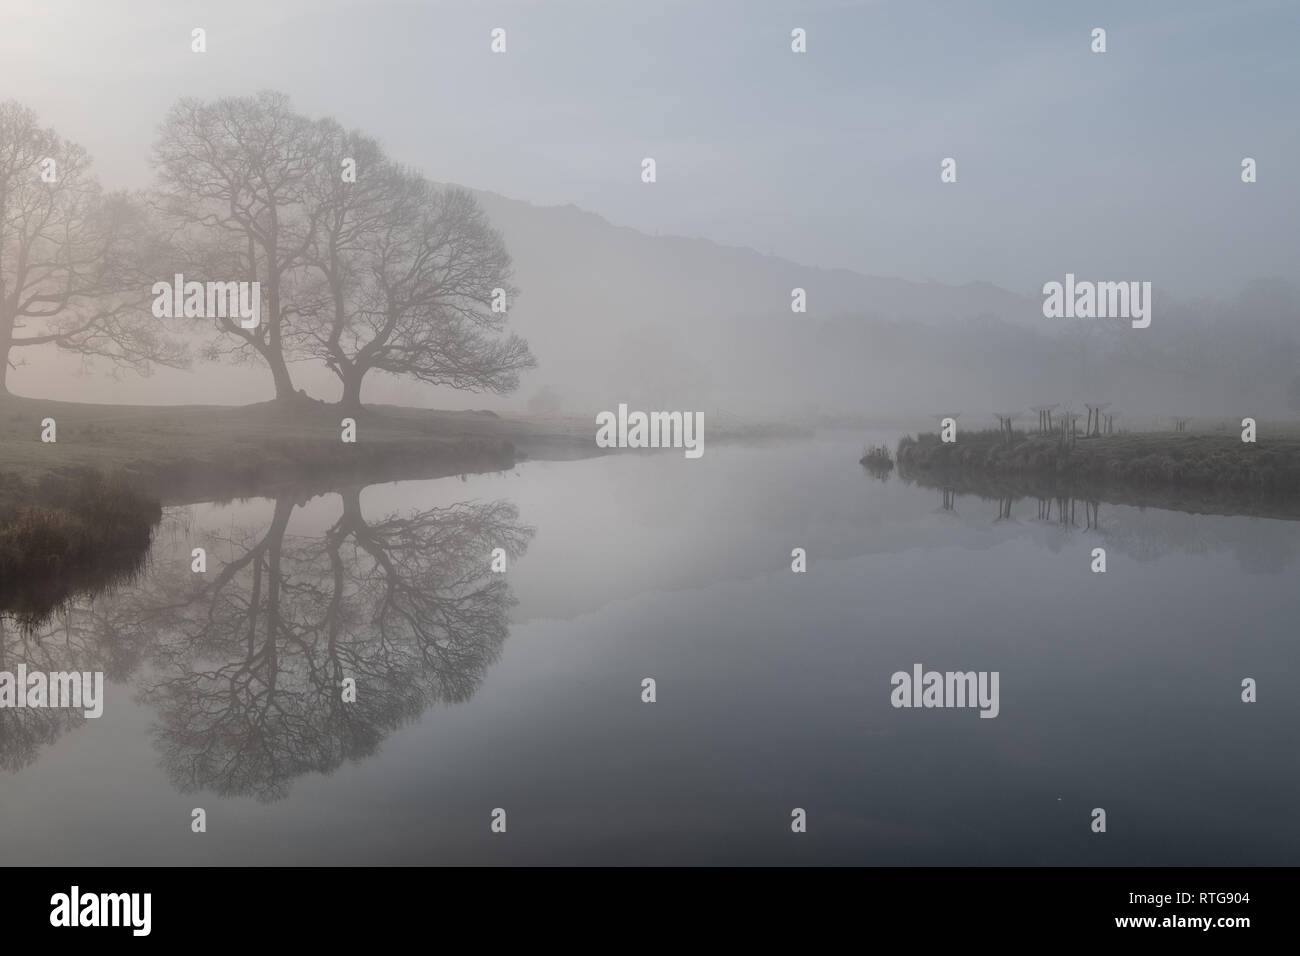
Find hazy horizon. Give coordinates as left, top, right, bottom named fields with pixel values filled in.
left=2, top=0, right=1297, bottom=417
left=2, top=0, right=1298, bottom=888
left=3, top=0, right=1296, bottom=296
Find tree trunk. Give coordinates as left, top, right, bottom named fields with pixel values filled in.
left=340, top=372, right=364, bottom=414
left=0, top=326, right=11, bottom=395
left=268, top=351, right=296, bottom=402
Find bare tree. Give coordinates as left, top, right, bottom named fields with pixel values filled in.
left=1084, top=402, right=1110, bottom=437
left=300, top=127, right=533, bottom=412
left=152, top=91, right=322, bottom=401
left=0, top=101, right=185, bottom=395
left=1059, top=408, right=1084, bottom=447
left=1030, top=403, right=1058, bottom=432
left=992, top=411, right=1019, bottom=441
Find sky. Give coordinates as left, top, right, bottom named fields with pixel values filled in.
left=1, top=0, right=1296, bottom=298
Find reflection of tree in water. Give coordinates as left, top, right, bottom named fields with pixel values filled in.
left=905, top=471, right=1299, bottom=571
left=0, top=587, right=156, bottom=772
left=1, top=489, right=533, bottom=800
left=134, top=489, right=532, bottom=801
left=0, top=612, right=89, bottom=772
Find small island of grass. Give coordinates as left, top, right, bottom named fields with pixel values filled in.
left=890, top=425, right=1300, bottom=519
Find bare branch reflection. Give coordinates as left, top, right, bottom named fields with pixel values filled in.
left=0, top=490, right=532, bottom=800
left=135, top=490, right=532, bottom=801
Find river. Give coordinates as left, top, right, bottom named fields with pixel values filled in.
left=2, top=431, right=1297, bottom=864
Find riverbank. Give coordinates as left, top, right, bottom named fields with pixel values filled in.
left=0, top=395, right=808, bottom=508
left=0, top=395, right=806, bottom=618
left=895, top=428, right=1300, bottom=519
left=0, top=468, right=162, bottom=624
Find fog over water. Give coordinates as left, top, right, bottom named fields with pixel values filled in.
left=2, top=437, right=1297, bottom=864
left=0, top=1, right=1297, bottom=869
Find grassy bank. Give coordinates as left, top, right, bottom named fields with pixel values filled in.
left=0, top=396, right=543, bottom=508
left=0, top=396, right=541, bottom=623
left=0, top=395, right=809, bottom=508
left=0, top=395, right=806, bottom=618
left=895, top=428, right=1300, bottom=518
left=0, top=468, right=162, bottom=625
left=897, top=428, right=1300, bottom=493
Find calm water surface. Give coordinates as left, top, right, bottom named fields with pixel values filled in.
left=2, top=432, right=1297, bottom=864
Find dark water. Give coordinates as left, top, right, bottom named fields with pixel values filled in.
left=2, top=432, right=1297, bottom=865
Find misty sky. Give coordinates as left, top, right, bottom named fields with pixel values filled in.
left=2, top=0, right=1296, bottom=300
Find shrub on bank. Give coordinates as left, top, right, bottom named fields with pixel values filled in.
left=0, top=469, right=161, bottom=612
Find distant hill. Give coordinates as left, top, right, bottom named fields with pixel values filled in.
left=464, top=188, right=1047, bottom=417
left=9, top=187, right=1295, bottom=421
left=469, top=188, right=1039, bottom=331
left=459, top=190, right=1297, bottom=422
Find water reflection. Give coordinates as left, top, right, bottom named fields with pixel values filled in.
left=0, top=488, right=533, bottom=799
left=1, top=440, right=1298, bottom=864
left=0, top=583, right=155, bottom=771
left=900, top=466, right=1297, bottom=572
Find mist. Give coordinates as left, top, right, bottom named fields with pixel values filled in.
left=1, top=0, right=1296, bottom=422
left=2, top=0, right=1298, bottom=880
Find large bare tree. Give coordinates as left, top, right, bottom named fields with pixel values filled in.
left=0, top=101, right=185, bottom=395
left=152, top=91, right=322, bottom=401
left=301, top=123, right=533, bottom=412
